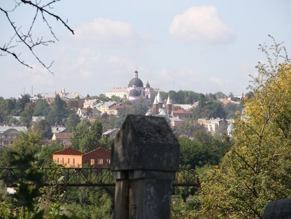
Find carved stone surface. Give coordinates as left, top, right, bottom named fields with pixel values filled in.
left=111, top=115, right=180, bottom=219
left=263, top=198, right=291, bottom=219
left=111, top=115, right=180, bottom=172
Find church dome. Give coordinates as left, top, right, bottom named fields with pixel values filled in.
left=129, top=89, right=140, bottom=97
left=128, top=78, right=143, bottom=88
left=128, top=70, right=144, bottom=88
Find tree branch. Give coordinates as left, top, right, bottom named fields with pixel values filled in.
left=0, top=0, right=74, bottom=74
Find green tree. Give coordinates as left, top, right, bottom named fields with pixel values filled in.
left=224, top=102, right=243, bottom=119
left=65, top=113, right=81, bottom=132
left=20, top=109, right=32, bottom=127
left=130, top=99, right=149, bottom=115
left=16, top=94, right=31, bottom=113
left=33, top=99, right=50, bottom=116
left=71, top=119, right=103, bottom=152
left=47, top=94, right=68, bottom=126
left=198, top=38, right=291, bottom=219
left=214, top=91, right=227, bottom=99
left=31, top=119, right=53, bottom=139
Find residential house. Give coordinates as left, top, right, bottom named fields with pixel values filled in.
left=169, top=117, right=183, bottom=129
left=52, top=132, right=73, bottom=145
left=83, top=99, right=99, bottom=108
left=53, top=147, right=83, bottom=167
left=198, top=118, right=224, bottom=134
left=52, top=147, right=111, bottom=167
left=172, top=109, right=193, bottom=119
left=82, top=147, right=111, bottom=167
left=173, top=104, right=195, bottom=110
left=51, top=126, right=66, bottom=133
left=76, top=108, right=89, bottom=118
left=96, top=101, right=116, bottom=114
left=107, top=104, right=128, bottom=116
left=0, top=126, right=27, bottom=146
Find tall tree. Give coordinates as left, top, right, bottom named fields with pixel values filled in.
left=31, top=119, right=53, bottom=139
left=65, top=113, right=81, bottom=132
left=71, top=119, right=103, bottom=152
left=33, top=99, right=50, bottom=116
left=198, top=38, right=291, bottom=219
left=47, top=94, right=68, bottom=126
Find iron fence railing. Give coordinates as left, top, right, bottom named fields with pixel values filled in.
left=0, top=167, right=199, bottom=187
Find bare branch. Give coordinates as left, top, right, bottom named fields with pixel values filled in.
left=0, top=0, right=74, bottom=73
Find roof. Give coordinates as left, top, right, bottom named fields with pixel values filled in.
left=128, top=78, right=144, bottom=88
left=156, top=92, right=163, bottom=103
left=172, top=109, right=193, bottom=114
left=173, top=104, right=194, bottom=110
left=109, top=105, right=127, bottom=110
left=83, top=147, right=111, bottom=156
left=0, top=126, right=27, bottom=134
left=54, top=132, right=73, bottom=139
left=220, top=98, right=231, bottom=105
left=103, top=128, right=119, bottom=135
left=102, top=101, right=116, bottom=108
left=51, top=126, right=66, bottom=133
left=146, top=81, right=150, bottom=88
left=53, top=147, right=83, bottom=155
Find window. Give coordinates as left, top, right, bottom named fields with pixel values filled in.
left=97, top=159, right=103, bottom=165
left=57, top=158, right=59, bottom=164
left=62, top=158, right=64, bottom=164
left=73, top=158, right=75, bottom=165
left=68, top=158, right=70, bottom=164
left=90, top=159, right=95, bottom=166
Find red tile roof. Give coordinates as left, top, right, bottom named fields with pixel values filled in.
left=83, top=147, right=110, bottom=156
left=53, top=147, right=83, bottom=155
left=172, top=109, right=193, bottom=114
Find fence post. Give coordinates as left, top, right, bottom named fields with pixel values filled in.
left=111, top=115, right=180, bottom=219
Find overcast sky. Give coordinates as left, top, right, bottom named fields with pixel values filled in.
left=1, top=0, right=290, bottom=98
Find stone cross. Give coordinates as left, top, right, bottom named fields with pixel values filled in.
left=111, top=115, right=180, bottom=219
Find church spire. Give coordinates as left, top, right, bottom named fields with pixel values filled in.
left=134, top=70, right=138, bottom=78
left=166, top=95, right=172, bottom=105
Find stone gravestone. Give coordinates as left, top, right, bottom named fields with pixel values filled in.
left=263, top=198, right=291, bottom=219
left=111, top=115, right=180, bottom=219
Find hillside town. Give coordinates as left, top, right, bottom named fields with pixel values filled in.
left=0, top=70, right=244, bottom=148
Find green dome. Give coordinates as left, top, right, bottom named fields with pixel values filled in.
left=129, top=89, right=140, bottom=97
left=128, top=78, right=143, bottom=87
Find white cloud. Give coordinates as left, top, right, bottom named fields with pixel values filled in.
left=75, top=18, right=152, bottom=46
left=210, top=77, right=224, bottom=86
left=169, top=6, right=236, bottom=44
left=151, top=67, right=201, bottom=91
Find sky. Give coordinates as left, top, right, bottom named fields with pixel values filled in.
left=0, top=0, right=290, bottom=98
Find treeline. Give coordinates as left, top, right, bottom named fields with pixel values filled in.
left=0, top=121, right=232, bottom=218
left=0, top=90, right=247, bottom=141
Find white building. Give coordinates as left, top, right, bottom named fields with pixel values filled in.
left=106, top=88, right=127, bottom=99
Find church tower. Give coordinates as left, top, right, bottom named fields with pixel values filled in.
left=156, top=91, right=163, bottom=108
left=152, top=96, right=159, bottom=115
left=166, top=95, right=172, bottom=116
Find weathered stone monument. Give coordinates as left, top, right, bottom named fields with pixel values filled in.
left=111, top=115, right=180, bottom=219
left=263, top=198, right=291, bottom=219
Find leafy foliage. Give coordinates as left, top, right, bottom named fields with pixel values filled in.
left=71, top=119, right=103, bottom=152
left=198, top=37, right=291, bottom=219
